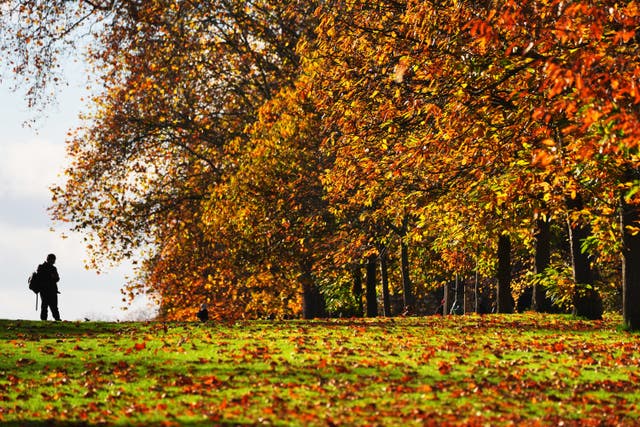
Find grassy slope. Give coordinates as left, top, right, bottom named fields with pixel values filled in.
left=0, top=314, right=639, bottom=426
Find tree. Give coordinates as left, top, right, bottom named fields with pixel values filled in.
left=2, top=0, right=322, bottom=319
left=206, top=78, right=330, bottom=319
left=531, top=215, right=554, bottom=312
left=4, top=0, right=639, bottom=324
left=365, top=254, right=378, bottom=317
left=566, top=195, right=604, bottom=319
left=496, top=234, right=515, bottom=313
left=379, top=244, right=392, bottom=316
left=621, top=170, right=640, bottom=329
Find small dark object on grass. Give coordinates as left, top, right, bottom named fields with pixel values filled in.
left=196, top=304, right=209, bottom=322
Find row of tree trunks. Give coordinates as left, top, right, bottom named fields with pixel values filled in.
left=337, top=192, right=633, bottom=322
left=351, top=245, right=408, bottom=318
left=351, top=261, right=384, bottom=317
left=303, top=184, right=635, bottom=322
left=496, top=205, right=604, bottom=319
left=349, top=229, right=415, bottom=317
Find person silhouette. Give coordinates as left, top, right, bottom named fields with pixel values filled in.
left=37, top=254, right=61, bottom=321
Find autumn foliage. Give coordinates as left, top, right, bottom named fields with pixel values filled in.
left=1, top=0, right=640, bottom=327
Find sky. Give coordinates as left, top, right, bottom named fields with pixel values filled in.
left=0, top=63, right=157, bottom=322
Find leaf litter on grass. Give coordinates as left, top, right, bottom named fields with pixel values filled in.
left=0, top=313, right=639, bottom=426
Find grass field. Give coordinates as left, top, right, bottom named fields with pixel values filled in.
left=1, top=313, right=639, bottom=426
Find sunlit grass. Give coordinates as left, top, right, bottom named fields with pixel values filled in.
left=1, top=313, right=638, bottom=426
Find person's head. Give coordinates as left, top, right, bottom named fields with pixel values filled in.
left=46, top=254, right=56, bottom=264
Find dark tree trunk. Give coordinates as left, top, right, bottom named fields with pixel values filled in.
left=566, top=195, right=603, bottom=320
left=389, top=216, right=414, bottom=314
left=379, top=248, right=391, bottom=316
left=301, top=282, right=323, bottom=319
left=517, top=287, right=533, bottom=312
left=365, top=255, right=378, bottom=317
left=300, top=260, right=325, bottom=319
left=532, top=216, right=555, bottom=312
left=400, top=239, right=414, bottom=314
left=462, top=277, right=467, bottom=314
left=621, top=187, right=640, bottom=330
left=443, top=281, right=449, bottom=315
left=496, top=234, right=514, bottom=313
left=352, top=266, right=363, bottom=317
left=474, top=264, right=479, bottom=313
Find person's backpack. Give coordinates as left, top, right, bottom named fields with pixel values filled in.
left=28, top=271, right=43, bottom=294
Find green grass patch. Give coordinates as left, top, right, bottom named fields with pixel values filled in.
left=1, top=313, right=639, bottom=426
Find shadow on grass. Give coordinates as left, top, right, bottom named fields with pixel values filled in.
left=1, top=313, right=619, bottom=342
left=0, top=319, right=134, bottom=340
left=289, top=314, right=614, bottom=333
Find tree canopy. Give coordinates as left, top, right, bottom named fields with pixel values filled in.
left=2, top=0, right=639, bottom=328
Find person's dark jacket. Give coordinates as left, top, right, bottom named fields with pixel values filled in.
left=37, top=262, right=60, bottom=295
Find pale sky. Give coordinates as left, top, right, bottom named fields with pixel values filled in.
left=0, top=62, right=156, bottom=321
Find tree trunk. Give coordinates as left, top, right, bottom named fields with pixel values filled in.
left=443, top=281, right=449, bottom=315
left=621, top=188, right=640, bottom=330
left=566, top=196, right=603, bottom=320
left=300, top=260, right=324, bottom=319
left=379, top=248, right=391, bottom=316
left=517, top=287, right=532, bottom=312
left=450, top=274, right=463, bottom=315
left=389, top=216, right=414, bottom=315
left=462, top=276, right=467, bottom=314
left=352, top=266, right=363, bottom=317
left=400, top=239, right=414, bottom=314
left=532, top=216, right=554, bottom=312
left=474, top=262, right=479, bottom=313
left=365, top=255, right=378, bottom=317
left=496, top=233, right=514, bottom=313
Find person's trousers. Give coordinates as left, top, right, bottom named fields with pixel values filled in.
left=40, top=292, right=61, bottom=321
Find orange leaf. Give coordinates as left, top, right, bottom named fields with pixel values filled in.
left=531, top=149, right=555, bottom=167
left=438, top=361, right=452, bottom=375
